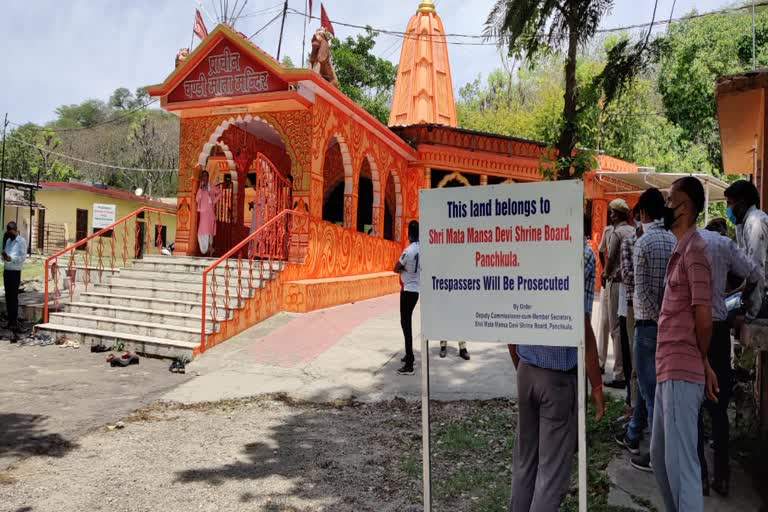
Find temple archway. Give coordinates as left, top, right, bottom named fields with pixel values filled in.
left=383, top=169, right=403, bottom=242
left=195, top=115, right=291, bottom=256
left=356, top=156, right=378, bottom=234
left=322, top=135, right=353, bottom=226
left=438, top=171, right=471, bottom=188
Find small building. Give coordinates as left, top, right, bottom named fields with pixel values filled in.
left=36, top=180, right=177, bottom=253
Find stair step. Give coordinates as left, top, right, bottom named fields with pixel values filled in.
left=67, top=302, right=219, bottom=330
left=110, top=272, right=268, bottom=290
left=90, top=282, right=249, bottom=304
left=34, top=323, right=197, bottom=359
left=131, top=257, right=284, bottom=274
left=79, top=292, right=234, bottom=316
left=49, top=312, right=208, bottom=342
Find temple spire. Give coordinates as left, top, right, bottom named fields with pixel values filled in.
left=388, top=0, right=457, bottom=127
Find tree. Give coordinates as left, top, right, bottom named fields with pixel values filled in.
left=485, top=0, right=658, bottom=178
left=657, top=8, right=768, bottom=172
left=281, top=56, right=296, bottom=68
left=330, top=28, right=398, bottom=124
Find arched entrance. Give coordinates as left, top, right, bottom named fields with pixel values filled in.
left=195, top=115, right=292, bottom=256
left=322, top=136, right=353, bottom=226
left=383, top=169, right=403, bottom=242
left=357, top=157, right=374, bottom=234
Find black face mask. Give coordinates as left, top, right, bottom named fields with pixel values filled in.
left=662, top=203, right=683, bottom=231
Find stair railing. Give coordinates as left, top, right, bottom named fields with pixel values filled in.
left=199, top=209, right=307, bottom=355
left=43, top=206, right=176, bottom=322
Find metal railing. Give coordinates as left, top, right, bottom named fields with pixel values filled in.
left=199, top=209, right=307, bottom=354
left=43, top=207, right=176, bottom=322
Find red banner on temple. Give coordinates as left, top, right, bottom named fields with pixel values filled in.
left=320, top=4, right=334, bottom=36
left=193, top=9, right=208, bottom=40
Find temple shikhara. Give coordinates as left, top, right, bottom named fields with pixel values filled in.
left=39, top=0, right=727, bottom=357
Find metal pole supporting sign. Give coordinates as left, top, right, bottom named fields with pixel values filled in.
left=420, top=335, right=432, bottom=511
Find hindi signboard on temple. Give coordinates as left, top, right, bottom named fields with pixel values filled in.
left=168, top=39, right=287, bottom=103
left=419, top=181, right=584, bottom=347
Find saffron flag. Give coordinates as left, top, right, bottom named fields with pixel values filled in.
left=320, top=3, right=334, bottom=36
left=193, top=9, right=209, bottom=40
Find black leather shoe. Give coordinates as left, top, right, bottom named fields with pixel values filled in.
left=459, top=348, right=470, bottom=360
left=439, top=346, right=447, bottom=358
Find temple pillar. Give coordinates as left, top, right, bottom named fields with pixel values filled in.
left=480, top=175, right=488, bottom=186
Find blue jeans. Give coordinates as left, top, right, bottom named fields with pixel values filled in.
left=651, top=380, right=705, bottom=511
left=626, top=322, right=657, bottom=442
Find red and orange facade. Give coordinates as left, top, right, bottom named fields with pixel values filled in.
left=144, top=2, right=638, bottom=334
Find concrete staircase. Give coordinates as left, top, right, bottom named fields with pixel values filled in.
left=35, top=255, right=282, bottom=359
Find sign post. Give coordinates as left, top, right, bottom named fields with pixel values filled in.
left=418, top=180, right=586, bottom=511
left=92, top=203, right=116, bottom=230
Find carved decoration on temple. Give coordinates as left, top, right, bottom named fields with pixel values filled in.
left=309, top=29, right=339, bottom=86
left=175, top=48, right=190, bottom=68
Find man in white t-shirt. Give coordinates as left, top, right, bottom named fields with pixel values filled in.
left=394, top=220, right=420, bottom=375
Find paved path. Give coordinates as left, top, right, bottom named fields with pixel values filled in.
left=165, top=294, right=522, bottom=403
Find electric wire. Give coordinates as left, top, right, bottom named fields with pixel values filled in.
left=6, top=136, right=177, bottom=173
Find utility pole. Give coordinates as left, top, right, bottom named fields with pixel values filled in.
left=301, top=0, right=308, bottom=67
left=277, top=0, right=289, bottom=61
left=753, top=0, right=757, bottom=70
left=0, top=114, right=8, bottom=230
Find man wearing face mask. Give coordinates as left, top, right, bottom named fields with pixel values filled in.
left=724, top=180, right=768, bottom=317
left=2, top=222, right=27, bottom=334
left=651, top=177, right=717, bottom=511
left=603, top=199, right=634, bottom=387
left=616, top=188, right=675, bottom=472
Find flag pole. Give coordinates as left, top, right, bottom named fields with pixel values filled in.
left=301, top=0, right=308, bottom=67
left=276, top=0, right=289, bottom=61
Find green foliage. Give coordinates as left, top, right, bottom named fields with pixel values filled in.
left=330, top=28, right=397, bottom=124
left=485, top=0, right=655, bottom=179
left=657, top=8, right=768, bottom=172
left=280, top=55, right=296, bottom=68
left=2, top=88, right=178, bottom=196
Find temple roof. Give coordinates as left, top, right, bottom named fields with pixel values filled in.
left=389, top=1, right=457, bottom=127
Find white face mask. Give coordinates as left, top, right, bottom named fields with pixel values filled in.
left=642, top=222, right=655, bottom=233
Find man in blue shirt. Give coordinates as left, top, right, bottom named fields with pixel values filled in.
left=506, top=221, right=605, bottom=511
left=3, top=222, right=27, bottom=333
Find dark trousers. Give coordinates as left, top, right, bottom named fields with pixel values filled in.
left=510, top=363, right=577, bottom=512
left=699, top=321, right=732, bottom=481
left=400, top=291, right=419, bottom=365
left=619, top=315, right=633, bottom=404
left=4, top=270, right=21, bottom=328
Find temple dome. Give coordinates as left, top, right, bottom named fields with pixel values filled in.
left=389, top=0, right=457, bottom=127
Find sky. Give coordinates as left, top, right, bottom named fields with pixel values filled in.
left=0, top=0, right=737, bottom=125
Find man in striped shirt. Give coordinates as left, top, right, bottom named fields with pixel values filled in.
left=506, top=229, right=604, bottom=511
left=651, top=177, right=717, bottom=512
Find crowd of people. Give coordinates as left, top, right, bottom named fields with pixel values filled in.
left=393, top=178, right=768, bottom=512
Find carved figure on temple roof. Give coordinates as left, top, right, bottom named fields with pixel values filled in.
left=309, top=29, right=339, bottom=87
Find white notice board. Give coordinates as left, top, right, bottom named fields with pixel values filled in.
left=419, top=180, right=584, bottom=346
left=92, top=203, right=117, bottom=229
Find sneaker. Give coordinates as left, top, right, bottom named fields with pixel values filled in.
left=630, top=453, right=653, bottom=472
left=459, top=348, right=470, bottom=360
left=614, top=432, right=640, bottom=454
left=439, top=346, right=447, bottom=358
left=397, top=364, right=414, bottom=375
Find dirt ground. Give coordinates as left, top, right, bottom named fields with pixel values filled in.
left=0, top=342, right=191, bottom=471
left=0, top=396, right=517, bottom=512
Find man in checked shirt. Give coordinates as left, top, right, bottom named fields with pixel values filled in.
left=615, top=189, right=676, bottom=472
